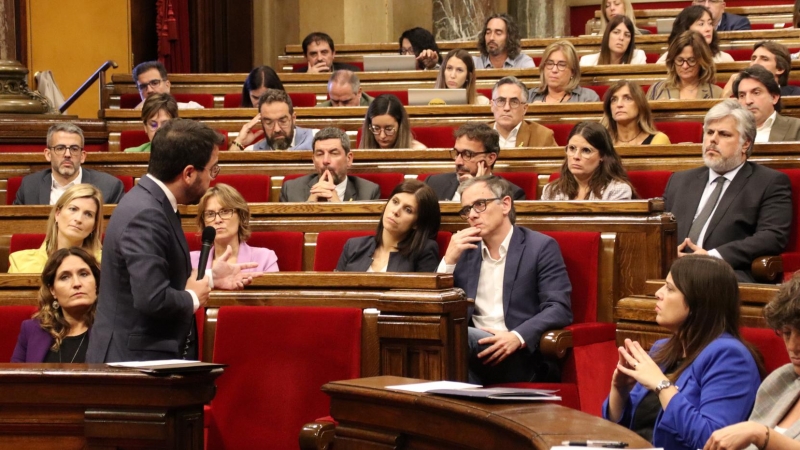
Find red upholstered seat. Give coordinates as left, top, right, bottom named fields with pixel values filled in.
left=477, top=88, right=492, bottom=99
left=0, top=305, right=37, bottom=361
left=776, top=169, right=800, bottom=280
left=9, top=234, right=46, bottom=253
left=727, top=48, right=754, bottom=61
left=210, top=174, right=271, bottom=203
left=585, top=85, right=609, bottom=100
left=627, top=170, right=673, bottom=199
left=222, top=92, right=317, bottom=108
left=656, top=121, right=703, bottom=143
left=283, top=172, right=404, bottom=200
left=185, top=231, right=304, bottom=272
left=6, top=175, right=136, bottom=205
left=115, top=176, right=135, bottom=194
left=493, top=231, right=617, bottom=417
left=119, top=93, right=214, bottom=109
left=206, top=306, right=362, bottom=450
left=411, top=126, right=457, bottom=148
left=645, top=53, right=661, bottom=64
left=544, top=123, right=573, bottom=146
left=741, top=327, right=790, bottom=377
left=315, top=230, right=450, bottom=270
left=494, top=172, right=538, bottom=200
left=365, top=91, right=409, bottom=105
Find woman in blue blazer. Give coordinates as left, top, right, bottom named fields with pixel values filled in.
left=12, top=247, right=99, bottom=363
left=603, top=255, right=762, bottom=450
left=336, top=179, right=440, bottom=273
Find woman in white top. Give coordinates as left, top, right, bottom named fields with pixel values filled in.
left=656, top=5, right=733, bottom=64
left=542, top=122, right=635, bottom=201
left=581, top=16, right=647, bottom=67
left=434, top=49, right=490, bottom=106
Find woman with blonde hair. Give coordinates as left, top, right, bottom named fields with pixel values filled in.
left=647, top=30, right=722, bottom=100
left=528, top=41, right=600, bottom=104
left=600, top=0, right=643, bottom=35
left=11, top=247, right=100, bottom=362
left=602, top=81, right=670, bottom=146
left=9, top=183, right=104, bottom=273
left=434, top=49, right=490, bottom=105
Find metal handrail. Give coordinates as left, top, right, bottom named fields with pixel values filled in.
left=59, top=60, right=118, bottom=114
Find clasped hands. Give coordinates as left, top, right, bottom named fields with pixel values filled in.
left=677, top=238, right=708, bottom=257
left=307, top=169, right=341, bottom=202
left=613, top=338, right=669, bottom=392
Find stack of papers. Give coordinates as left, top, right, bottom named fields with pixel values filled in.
left=386, top=381, right=561, bottom=401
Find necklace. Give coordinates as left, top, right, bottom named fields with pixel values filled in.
left=618, top=131, right=644, bottom=144
left=544, top=91, right=569, bottom=103
left=59, top=332, right=87, bottom=363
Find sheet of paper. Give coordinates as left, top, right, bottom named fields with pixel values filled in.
left=107, top=359, right=200, bottom=368
left=385, top=380, right=481, bottom=392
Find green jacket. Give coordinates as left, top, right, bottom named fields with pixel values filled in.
left=123, top=141, right=151, bottom=153
left=316, top=92, right=374, bottom=107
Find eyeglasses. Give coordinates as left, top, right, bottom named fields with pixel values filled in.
left=565, top=145, right=598, bottom=158
left=261, top=116, right=292, bottom=129
left=458, top=197, right=502, bottom=220
left=203, top=208, right=236, bottom=222
left=544, top=60, right=570, bottom=71
left=136, top=78, right=165, bottom=91
left=400, top=47, right=415, bottom=55
left=492, top=97, right=524, bottom=109
left=205, top=163, right=221, bottom=179
left=450, top=149, right=488, bottom=161
left=369, top=125, right=397, bottom=136
left=49, top=145, right=83, bottom=156
left=674, top=57, right=698, bottom=67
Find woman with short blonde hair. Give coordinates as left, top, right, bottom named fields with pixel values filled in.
left=528, top=41, right=600, bottom=103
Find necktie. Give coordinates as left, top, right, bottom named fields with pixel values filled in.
left=687, top=176, right=725, bottom=244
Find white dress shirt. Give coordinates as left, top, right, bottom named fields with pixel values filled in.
left=495, top=121, right=523, bottom=149
left=692, top=163, right=745, bottom=258
left=755, top=111, right=777, bottom=143
left=335, top=176, right=348, bottom=201
left=50, top=167, right=83, bottom=205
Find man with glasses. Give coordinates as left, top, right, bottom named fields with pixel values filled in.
left=14, top=123, right=125, bottom=205
left=131, top=61, right=204, bottom=110
left=490, top=77, right=556, bottom=148
left=230, top=89, right=316, bottom=151
left=473, top=14, right=535, bottom=69
left=691, top=0, right=750, bottom=31
left=280, top=127, right=379, bottom=202
left=438, top=175, right=572, bottom=384
left=424, top=122, right=526, bottom=201
left=87, top=119, right=260, bottom=363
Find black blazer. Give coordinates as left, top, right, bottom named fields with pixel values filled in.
left=424, top=172, right=526, bottom=201
left=663, top=162, right=792, bottom=273
left=335, top=235, right=439, bottom=272
left=717, top=12, right=751, bottom=31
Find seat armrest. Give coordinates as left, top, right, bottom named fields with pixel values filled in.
left=299, top=420, right=336, bottom=450
left=540, top=329, right=572, bottom=359
left=752, top=255, right=782, bottom=283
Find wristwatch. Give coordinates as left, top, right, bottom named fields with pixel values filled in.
left=654, top=379, right=672, bottom=393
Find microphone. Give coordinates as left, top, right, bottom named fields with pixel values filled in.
left=197, top=226, right=216, bottom=280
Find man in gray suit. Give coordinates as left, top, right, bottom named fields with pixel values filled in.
left=14, top=123, right=124, bottom=205
left=230, top=89, right=316, bottom=151
left=280, top=127, right=380, bottom=202
left=734, top=65, right=800, bottom=143
left=87, top=119, right=259, bottom=363
left=663, top=99, right=792, bottom=282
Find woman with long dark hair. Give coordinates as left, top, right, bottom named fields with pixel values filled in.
left=581, top=16, right=646, bottom=66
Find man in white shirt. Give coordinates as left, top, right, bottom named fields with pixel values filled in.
left=733, top=65, right=800, bottom=143
left=663, top=100, right=792, bottom=282
left=132, top=61, right=204, bottom=110
left=438, top=175, right=572, bottom=384
left=490, top=77, right=556, bottom=148
left=473, top=14, right=536, bottom=69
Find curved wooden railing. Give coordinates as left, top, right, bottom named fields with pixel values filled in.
left=60, top=60, right=118, bottom=115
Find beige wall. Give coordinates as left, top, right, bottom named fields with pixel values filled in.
left=26, top=0, right=131, bottom=118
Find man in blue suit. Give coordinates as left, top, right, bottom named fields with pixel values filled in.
left=438, top=175, right=572, bottom=384
left=87, top=119, right=259, bottom=363
left=692, top=0, right=751, bottom=31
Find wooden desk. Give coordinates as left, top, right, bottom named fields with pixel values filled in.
left=298, top=376, right=652, bottom=450
left=0, top=364, right=221, bottom=450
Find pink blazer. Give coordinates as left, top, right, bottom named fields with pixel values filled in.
left=190, top=242, right=279, bottom=273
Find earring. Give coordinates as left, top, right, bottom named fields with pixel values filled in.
left=52, top=301, right=60, bottom=310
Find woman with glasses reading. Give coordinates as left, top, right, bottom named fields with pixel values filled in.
left=542, top=121, right=635, bottom=200
left=602, top=81, right=671, bottom=146
left=359, top=94, right=427, bottom=149
left=124, top=93, right=179, bottom=153
left=528, top=41, right=600, bottom=103
left=647, top=30, right=722, bottom=100
left=336, top=180, right=440, bottom=273
left=656, top=5, right=733, bottom=64
left=581, top=16, right=647, bottom=66
left=434, top=49, right=490, bottom=105
left=9, top=184, right=104, bottom=273
left=191, top=183, right=278, bottom=273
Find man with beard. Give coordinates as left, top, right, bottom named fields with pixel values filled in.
left=663, top=99, right=792, bottom=282
left=14, top=123, right=124, bottom=205
left=86, top=119, right=260, bottom=362
left=279, top=127, right=380, bottom=202
left=230, top=89, right=316, bottom=151
left=424, top=122, right=526, bottom=201
left=473, top=14, right=535, bottom=69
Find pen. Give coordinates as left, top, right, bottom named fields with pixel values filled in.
left=561, top=440, right=628, bottom=448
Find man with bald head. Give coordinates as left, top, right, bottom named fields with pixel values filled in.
left=317, top=70, right=374, bottom=107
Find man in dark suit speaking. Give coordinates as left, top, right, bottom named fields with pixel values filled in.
left=87, top=119, right=259, bottom=363
left=438, top=175, right=572, bottom=384
left=663, top=99, right=792, bottom=282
